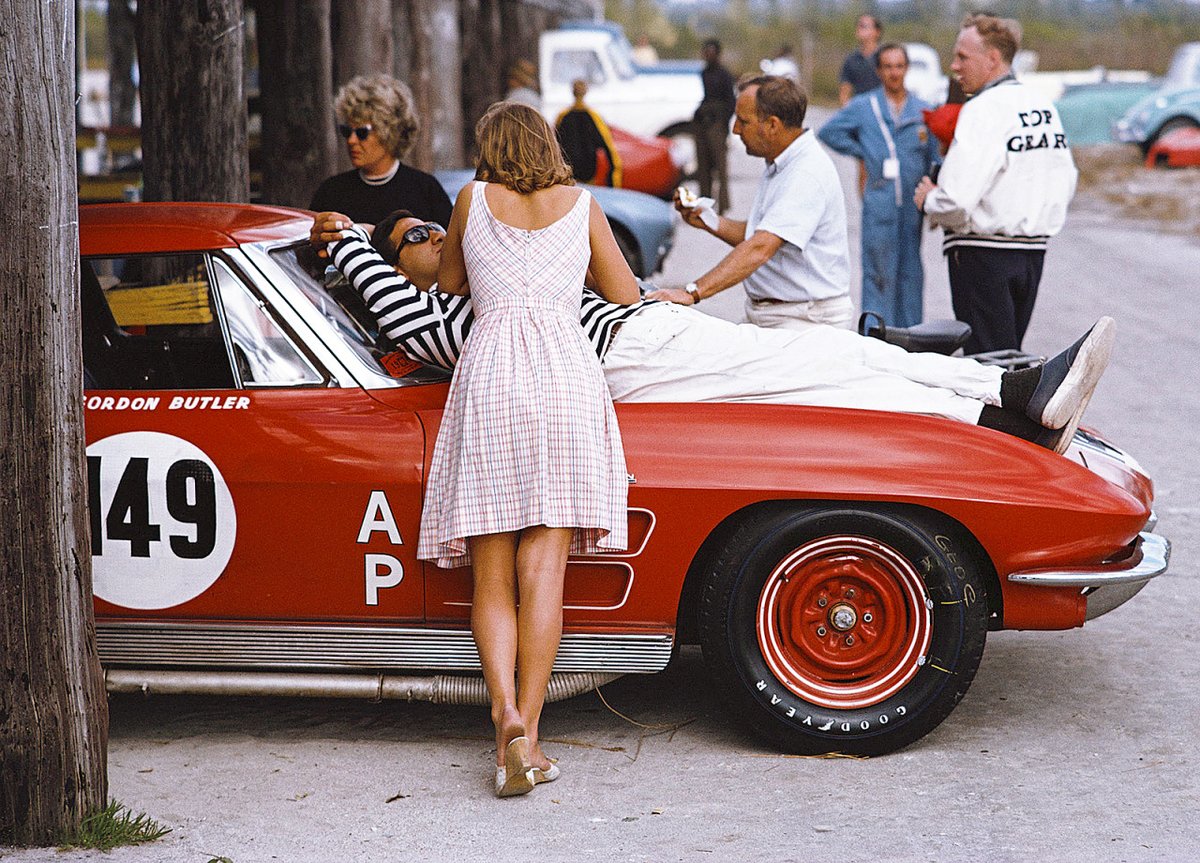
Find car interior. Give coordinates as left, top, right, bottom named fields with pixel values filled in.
left=81, top=255, right=237, bottom=390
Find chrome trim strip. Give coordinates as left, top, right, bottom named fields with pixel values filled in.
left=443, top=561, right=636, bottom=612
left=577, top=506, right=657, bottom=558
left=96, top=622, right=674, bottom=674
left=1007, top=532, right=1170, bottom=587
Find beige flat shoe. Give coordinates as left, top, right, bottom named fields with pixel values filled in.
left=495, top=736, right=535, bottom=798
left=532, top=760, right=560, bottom=785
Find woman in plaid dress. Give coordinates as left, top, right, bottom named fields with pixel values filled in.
left=417, top=102, right=640, bottom=797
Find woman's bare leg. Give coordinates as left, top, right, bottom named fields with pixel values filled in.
left=468, top=532, right=525, bottom=766
left=513, top=525, right=572, bottom=770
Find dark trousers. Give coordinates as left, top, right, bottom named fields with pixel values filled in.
left=695, top=119, right=730, bottom=214
left=947, top=245, right=1045, bottom=354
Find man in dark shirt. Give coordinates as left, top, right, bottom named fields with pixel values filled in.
left=555, top=79, right=622, bottom=186
left=839, top=15, right=884, bottom=106
left=309, top=74, right=453, bottom=228
left=695, top=38, right=736, bottom=213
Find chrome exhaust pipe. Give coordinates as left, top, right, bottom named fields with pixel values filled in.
left=105, top=668, right=622, bottom=705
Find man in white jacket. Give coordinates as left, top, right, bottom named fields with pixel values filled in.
left=915, top=14, right=1077, bottom=354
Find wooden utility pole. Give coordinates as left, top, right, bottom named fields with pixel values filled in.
left=136, top=0, right=250, bottom=202
left=256, top=0, right=339, bottom=208
left=0, top=0, right=109, bottom=845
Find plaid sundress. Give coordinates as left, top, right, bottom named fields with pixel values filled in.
left=416, top=182, right=628, bottom=568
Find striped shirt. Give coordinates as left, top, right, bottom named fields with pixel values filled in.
left=329, top=228, right=654, bottom=371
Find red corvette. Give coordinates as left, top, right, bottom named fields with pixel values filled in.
left=82, top=202, right=1169, bottom=756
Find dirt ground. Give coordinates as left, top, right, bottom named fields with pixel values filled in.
left=1073, top=143, right=1200, bottom=235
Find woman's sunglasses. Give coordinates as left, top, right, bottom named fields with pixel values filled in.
left=396, top=223, right=446, bottom=257
left=337, top=124, right=373, bottom=141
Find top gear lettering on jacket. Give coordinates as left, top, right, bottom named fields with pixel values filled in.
left=923, top=77, right=1078, bottom=252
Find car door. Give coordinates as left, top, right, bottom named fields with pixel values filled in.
left=82, top=248, right=427, bottom=627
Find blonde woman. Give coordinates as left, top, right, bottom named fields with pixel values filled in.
left=416, top=102, right=639, bottom=797
left=309, top=74, right=452, bottom=226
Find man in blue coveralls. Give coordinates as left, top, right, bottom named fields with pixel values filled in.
left=819, top=44, right=940, bottom=329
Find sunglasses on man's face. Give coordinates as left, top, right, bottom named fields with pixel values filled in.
left=396, top=223, right=446, bottom=257
left=337, top=124, right=373, bottom=141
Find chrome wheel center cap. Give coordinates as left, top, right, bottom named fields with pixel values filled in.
left=829, top=603, right=858, bottom=632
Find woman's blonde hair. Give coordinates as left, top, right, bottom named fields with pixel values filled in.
left=474, top=101, right=574, bottom=194
left=335, top=74, right=419, bottom=160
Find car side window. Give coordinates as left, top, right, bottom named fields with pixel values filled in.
left=209, top=257, right=323, bottom=387
left=82, top=253, right=236, bottom=390
left=550, top=49, right=605, bottom=86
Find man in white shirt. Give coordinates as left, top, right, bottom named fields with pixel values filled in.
left=650, top=75, right=854, bottom=331
left=915, top=14, right=1077, bottom=354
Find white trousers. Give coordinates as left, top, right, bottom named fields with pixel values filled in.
left=744, top=294, right=856, bottom=331
left=602, top=303, right=1004, bottom=424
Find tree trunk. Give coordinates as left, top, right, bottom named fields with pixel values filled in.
left=106, top=0, right=138, bottom=128
left=255, top=0, right=338, bottom=208
left=460, top=0, right=505, bottom=158
left=331, top=0, right=393, bottom=88
left=408, top=0, right=463, bottom=170
left=0, top=0, right=109, bottom=846
left=136, top=0, right=250, bottom=202
left=390, top=0, right=413, bottom=87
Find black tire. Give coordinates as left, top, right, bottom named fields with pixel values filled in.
left=698, top=504, right=988, bottom=756
left=610, top=222, right=643, bottom=278
left=658, top=121, right=698, bottom=183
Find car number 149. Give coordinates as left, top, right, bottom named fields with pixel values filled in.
left=86, top=431, right=236, bottom=610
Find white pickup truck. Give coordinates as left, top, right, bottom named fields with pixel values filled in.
left=538, top=21, right=703, bottom=143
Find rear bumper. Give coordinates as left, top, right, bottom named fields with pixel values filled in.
left=1007, top=531, right=1170, bottom=621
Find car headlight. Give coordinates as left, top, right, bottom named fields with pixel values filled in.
left=1154, top=96, right=1169, bottom=109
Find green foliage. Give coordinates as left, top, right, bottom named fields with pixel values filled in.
left=58, top=799, right=172, bottom=852
left=606, top=1, right=1200, bottom=104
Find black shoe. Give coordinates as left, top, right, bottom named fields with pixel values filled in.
left=1026, top=317, right=1115, bottom=430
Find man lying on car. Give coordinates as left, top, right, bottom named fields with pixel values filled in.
left=310, top=209, right=1112, bottom=455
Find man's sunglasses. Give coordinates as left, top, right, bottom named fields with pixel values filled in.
left=396, top=223, right=446, bottom=257
left=337, top=124, right=373, bottom=141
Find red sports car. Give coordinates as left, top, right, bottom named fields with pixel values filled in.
left=82, top=202, right=1169, bottom=756
left=591, top=126, right=682, bottom=198
left=1145, top=126, right=1200, bottom=167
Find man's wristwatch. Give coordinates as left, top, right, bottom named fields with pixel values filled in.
left=685, top=282, right=701, bottom=304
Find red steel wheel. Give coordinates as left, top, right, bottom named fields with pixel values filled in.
left=699, top=504, right=989, bottom=756
left=756, top=535, right=933, bottom=710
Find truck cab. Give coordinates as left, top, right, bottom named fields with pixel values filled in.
left=538, top=21, right=703, bottom=141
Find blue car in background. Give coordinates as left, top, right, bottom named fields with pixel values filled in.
left=436, top=169, right=676, bottom=279
left=1113, top=42, right=1200, bottom=152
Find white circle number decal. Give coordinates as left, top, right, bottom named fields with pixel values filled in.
left=87, top=432, right=236, bottom=609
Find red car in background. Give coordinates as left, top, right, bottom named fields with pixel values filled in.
left=82, top=202, right=1168, bottom=756
left=1145, top=126, right=1200, bottom=167
left=592, top=126, right=682, bottom=198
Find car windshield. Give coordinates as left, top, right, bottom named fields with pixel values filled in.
left=608, top=37, right=637, bottom=80
left=1166, top=46, right=1200, bottom=87
left=268, top=242, right=449, bottom=385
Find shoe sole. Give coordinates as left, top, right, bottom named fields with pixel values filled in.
left=1041, top=388, right=1092, bottom=454
left=496, top=736, right=535, bottom=798
left=1040, top=316, right=1114, bottom=429
left=532, top=763, right=560, bottom=785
